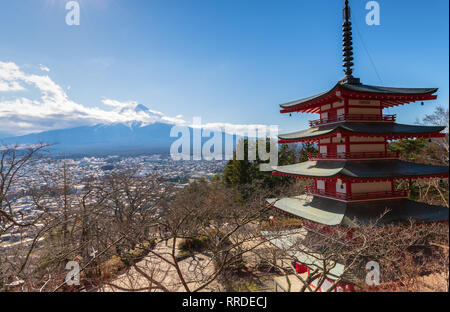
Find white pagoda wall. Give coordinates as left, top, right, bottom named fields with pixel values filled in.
left=348, top=107, right=381, bottom=115
left=349, top=144, right=385, bottom=153
left=349, top=136, right=386, bottom=153
left=348, top=99, right=380, bottom=107
left=351, top=181, right=392, bottom=193
left=349, top=136, right=385, bottom=142
left=348, top=99, right=382, bottom=115
left=333, top=101, right=344, bottom=108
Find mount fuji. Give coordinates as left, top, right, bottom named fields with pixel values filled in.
left=2, top=104, right=234, bottom=157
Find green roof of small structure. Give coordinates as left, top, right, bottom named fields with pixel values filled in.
left=278, top=123, right=445, bottom=141
left=272, top=160, right=449, bottom=179
left=261, top=229, right=347, bottom=279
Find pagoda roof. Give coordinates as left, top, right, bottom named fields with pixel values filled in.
left=341, top=83, right=437, bottom=95
left=280, top=81, right=438, bottom=114
left=278, top=122, right=445, bottom=143
left=267, top=196, right=449, bottom=228
left=272, top=160, right=449, bottom=180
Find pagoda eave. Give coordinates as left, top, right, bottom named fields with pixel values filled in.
left=267, top=196, right=449, bottom=228
left=271, top=160, right=449, bottom=181
left=278, top=132, right=446, bottom=144
left=272, top=171, right=449, bottom=182
left=277, top=123, right=446, bottom=144
left=280, top=83, right=438, bottom=114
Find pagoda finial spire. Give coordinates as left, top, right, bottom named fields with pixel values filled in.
left=341, top=0, right=360, bottom=84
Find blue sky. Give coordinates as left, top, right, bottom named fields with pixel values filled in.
left=0, top=0, right=448, bottom=136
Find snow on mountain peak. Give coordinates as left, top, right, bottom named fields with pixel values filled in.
left=134, top=103, right=149, bottom=113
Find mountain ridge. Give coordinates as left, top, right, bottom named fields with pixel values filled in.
left=2, top=104, right=236, bottom=157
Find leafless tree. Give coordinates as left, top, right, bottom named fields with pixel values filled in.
left=102, top=179, right=284, bottom=292
left=2, top=145, right=447, bottom=293
left=258, top=213, right=449, bottom=292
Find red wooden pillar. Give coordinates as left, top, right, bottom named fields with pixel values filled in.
left=344, top=95, right=349, bottom=115
left=344, top=133, right=350, bottom=155
left=346, top=179, right=352, bottom=199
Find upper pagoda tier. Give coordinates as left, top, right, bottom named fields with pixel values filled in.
left=279, top=81, right=438, bottom=114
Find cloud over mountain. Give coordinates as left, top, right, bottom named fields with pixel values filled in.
left=0, top=61, right=271, bottom=137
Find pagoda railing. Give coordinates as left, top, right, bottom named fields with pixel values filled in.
left=305, top=186, right=408, bottom=201
left=309, top=114, right=396, bottom=127
left=308, top=151, right=400, bottom=161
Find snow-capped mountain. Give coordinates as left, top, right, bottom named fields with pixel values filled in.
left=2, top=104, right=233, bottom=156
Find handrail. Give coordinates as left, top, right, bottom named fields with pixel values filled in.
left=308, top=151, right=399, bottom=160
left=309, top=114, right=396, bottom=127
left=305, top=186, right=408, bottom=201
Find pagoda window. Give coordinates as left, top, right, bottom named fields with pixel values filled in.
left=317, top=180, right=325, bottom=190
left=319, top=145, right=328, bottom=154
left=336, top=179, right=346, bottom=194
left=337, top=108, right=345, bottom=117
left=337, top=144, right=346, bottom=154
left=320, top=112, right=329, bottom=121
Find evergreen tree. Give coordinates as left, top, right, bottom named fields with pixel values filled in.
left=298, top=143, right=318, bottom=162
left=222, top=140, right=316, bottom=192
left=388, top=139, right=427, bottom=161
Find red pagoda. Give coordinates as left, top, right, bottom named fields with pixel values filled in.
left=265, top=0, right=448, bottom=292
left=268, top=0, right=449, bottom=228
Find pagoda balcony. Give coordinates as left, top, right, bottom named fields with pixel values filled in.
left=305, top=186, right=408, bottom=202
left=309, top=114, right=396, bottom=127
left=308, top=151, right=400, bottom=161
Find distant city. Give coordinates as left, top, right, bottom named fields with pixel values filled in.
left=0, top=154, right=227, bottom=250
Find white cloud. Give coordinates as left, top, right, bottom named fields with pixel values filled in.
left=39, top=64, right=50, bottom=72
left=0, top=61, right=271, bottom=137
left=0, top=80, right=25, bottom=92
left=0, top=62, right=26, bottom=92
left=102, top=98, right=137, bottom=110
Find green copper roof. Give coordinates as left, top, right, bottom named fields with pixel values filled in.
left=272, top=160, right=448, bottom=179
left=267, top=196, right=449, bottom=228
left=279, top=123, right=445, bottom=141
left=267, top=197, right=346, bottom=225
